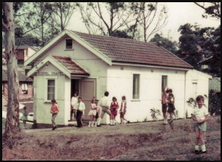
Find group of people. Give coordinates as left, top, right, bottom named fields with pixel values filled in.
left=69, top=91, right=129, bottom=128
left=48, top=88, right=209, bottom=155
left=161, top=86, right=209, bottom=154
left=90, top=91, right=129, bottom=127
left=161, top=86, right=176, bottom=124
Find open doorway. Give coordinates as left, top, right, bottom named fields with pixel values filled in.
left=70, top=79, right=79, bottom=121
left=71, top=79, right=79, bottom=98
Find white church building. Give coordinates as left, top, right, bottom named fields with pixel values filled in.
left=24, top=30, right=211, bottom=126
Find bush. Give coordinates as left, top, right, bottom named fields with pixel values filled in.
left=209, top=90, right=221, bottom=116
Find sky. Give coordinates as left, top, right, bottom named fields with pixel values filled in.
left=66, top=2, right=220, bottom=42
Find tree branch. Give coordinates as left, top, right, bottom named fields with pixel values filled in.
left=194, top=2, right=221, bottom=18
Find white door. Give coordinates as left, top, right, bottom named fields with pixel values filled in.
left=192, top=82, right=198, bottom=99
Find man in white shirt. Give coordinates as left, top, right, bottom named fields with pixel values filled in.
left=97, top=91, right=113, bottom=127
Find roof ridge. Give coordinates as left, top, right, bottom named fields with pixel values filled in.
left=69, top=30, right=193, bottom=69
left=71, top=30, right=154, bottom=44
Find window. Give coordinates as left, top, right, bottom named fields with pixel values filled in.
left=161, top=75, right=168, bottom=93
left=21, top=83, right=28, bottom=94
left=66, top=39, right=73, bottom=49
left=133, top=74, right=140, bottom=99
left=18, top=60, right=24, bottom=65
left=47, top=80, right=55, bottom=100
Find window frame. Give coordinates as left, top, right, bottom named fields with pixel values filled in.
left=44, top=76, right=57, bottom=102
left=21, top=83, right=28, bottom=94
left=132, top=73, right=140, bottom=100
left=161, top=75, right=168, bottom=93
left=65, top=39, right=73, bottom=50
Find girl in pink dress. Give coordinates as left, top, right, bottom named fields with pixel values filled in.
left=110, top=97, right=119, bottom=125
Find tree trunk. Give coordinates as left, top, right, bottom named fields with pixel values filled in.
left=2, top=2, right=20, bottom=137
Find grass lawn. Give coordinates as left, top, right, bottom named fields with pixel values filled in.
left=2, top=116, right=221, bottom=160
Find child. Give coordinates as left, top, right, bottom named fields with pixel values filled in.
left=76, top=97, right=85, bottom=128
left=191, top=95, right=209, bottom=154
left=21, top=106, right=28, bottom=129
left=162, top=86, right=169, bottom=124
left=167, top=92, right=176, bottom=123
left=110, top=97, right=119, bottom=125
left=70, top=91, right=78, bottom=121
left=120, top=96, right=129, bottom=124
left=50, top=99, right=59, bottom=130
left=88, top=97, right=98, bottom=127
left=95, top=99, right=100, bottom=125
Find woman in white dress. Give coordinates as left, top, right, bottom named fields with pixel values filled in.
left=88, top=97, right=98, bottom=127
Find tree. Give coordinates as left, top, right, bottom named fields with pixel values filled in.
left=14, top=2, right=76, bottom=47
left=2, top=2, right=20, bottom=137
left=77, top=2, right=141, bottom=36
left=51, top=2, right=76, bottom=31
left=150, top=33, right=178, bottom=54
left=178, top=23, right=221, bottom=76
left=194, top=2, right=221, bottom=19
left=138, top=2, right=168, bottom=42
left=77, top=2, right=168, bottom=41
left=109, top=30, right=133, bottom=39
left=15, top=2, right=53, bottom=47
left=201, top=26, right=221, bottom=77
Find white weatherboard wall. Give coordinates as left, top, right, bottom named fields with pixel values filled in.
left=185, top=70, right=211, bottom=117
left=34, top=36, right=109, bottom=98
left=107, top=66, right=187, bottom=123
left=34, top=63, right=70, bottom=125
left=25, top=47, right=36, bottom=61
left=32, top=36, right=110, bottom=124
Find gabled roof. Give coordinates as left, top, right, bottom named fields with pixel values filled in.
left=25, top=30, right=193, bottom=69
left=27, top=55, right=89, bottom=78
left=15, top=45, right=38, bottom=51
left=2, top=45, right=38, bottom=51
left=2, top=69, right=33, bottom=82
left=52, top=56, right=89, bottom=76
left=72, top=31, right=193, bottom=69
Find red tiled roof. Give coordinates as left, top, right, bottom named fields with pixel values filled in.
left=52, top=56, right=89, bottom=76
left=72, top=31, right=193, bottom=69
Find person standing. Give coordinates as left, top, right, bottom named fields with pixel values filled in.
left=110, top=97, right=119, bottom=125
left=50, top=99, right=59, bottom=130
left=162, top=86, right=169, bottom=124
left=21, top=106, right=28, bottom=129
left=70, top=91, right=78, bottom=121
left=95, top=99, right=101, bottom=126
left=167, top=89, right=176, bottom=122
left=88, top=97, right=98, bottom=127
left=191, top=95, right=209, bottom=154
left=76, top=97, right=85, bottom=128
left=120, top=96, right=129, bottom=124
left=97, top=91, right=113, bottom=127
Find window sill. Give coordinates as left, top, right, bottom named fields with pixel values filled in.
left=44, top=101, right=51, bottom=104
left=65, top=49, right=74, bottom=51
left=131, top=99, right=141, bottom=102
